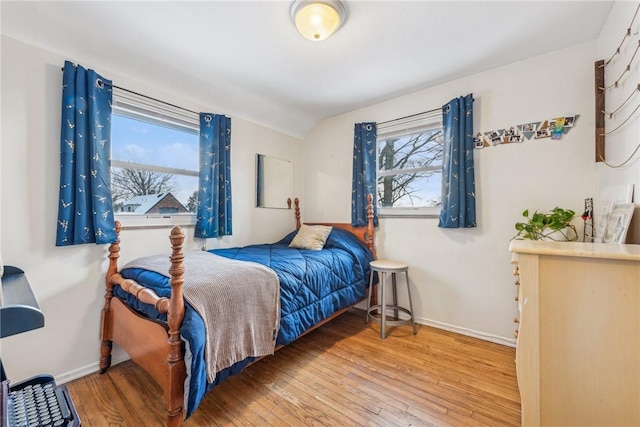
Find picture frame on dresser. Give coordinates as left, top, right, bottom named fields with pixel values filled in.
left=599, top=202, right=635, bottom=244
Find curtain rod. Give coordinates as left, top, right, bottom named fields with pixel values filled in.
left=60, top=67, right=199, bottom=116
left=376, top=107, right=441, bottom=126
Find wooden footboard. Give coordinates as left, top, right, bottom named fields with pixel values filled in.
left=99, top=194, right=376, bottom=427
left=100, top=223, right=187, bottom=426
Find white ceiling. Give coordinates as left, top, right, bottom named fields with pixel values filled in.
left=1, top=1, right=614, bottom=138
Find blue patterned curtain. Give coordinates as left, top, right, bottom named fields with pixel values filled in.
left=439, top=94, right=476, bottom=228
left=195, top=113, right=232, bottom=238
left=56, top=61, right=116, bottom=246
left=351, top=122, right=379, bottom=227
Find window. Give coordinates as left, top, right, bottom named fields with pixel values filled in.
left=376, top=111, right=443, bottom=216
left=111, top=89, right=199, bottom=226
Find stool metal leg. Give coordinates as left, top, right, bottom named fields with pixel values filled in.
left=405, top=270, right=417, bottom=335
left=392, top=272, right=399, bottom=320
left=365, top=269, right=374, bottom=324
left=380, top=271, right=387, bottom=339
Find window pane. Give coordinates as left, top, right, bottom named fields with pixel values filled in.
left=377, top=171, right=442, bottom=208
left=112, top=169, right=199, bottom=214
left=376, top=123, right=443, bottom=212
left=378, top=128, right=443, bottom=172
left=159, top=207, right=180, bottom=214
left=111, top=114, right=198, bottom=171
left=111, top=110, right=200, bottom=217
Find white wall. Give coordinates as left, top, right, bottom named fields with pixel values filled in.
left=0, top=35, right=304, bottom=382
left=596, top=1, right=640, bottom=243
left=303, top=41, right=599, bottom=344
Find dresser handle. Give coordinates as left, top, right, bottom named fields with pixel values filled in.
left=514, top=279, right=520, bottom=286
left=514, top=295, right=519, bottom=301
left=513, top=267, right=519, bottom=276
left=514, top=330, right=519, bottom=338
left=513, top=317, right=519, bottom=323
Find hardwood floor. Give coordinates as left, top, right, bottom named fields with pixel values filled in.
left=67, top=310, right=521, bottom=426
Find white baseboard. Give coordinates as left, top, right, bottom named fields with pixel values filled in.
left=355, top=302, right=516, bottom=348
left=416, top=316, right=517, bottom=348
left=56, top=352, right=130, bottom=385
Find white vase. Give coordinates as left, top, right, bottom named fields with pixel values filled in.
left=542, top=227, right=576, bottom=242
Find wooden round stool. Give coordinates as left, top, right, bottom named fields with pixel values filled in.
left=365, top=259, right=417, bottom=339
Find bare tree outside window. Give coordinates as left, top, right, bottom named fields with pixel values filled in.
left=111, top=167, right=178, bottom=207
left=377, top=127, right=443, bottom=209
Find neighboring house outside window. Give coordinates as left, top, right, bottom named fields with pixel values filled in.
left=111, top=88, right=199, bottom=227
left=376, top=110, right=444, bottom=217
left=118, top=193, right=189, bottom=215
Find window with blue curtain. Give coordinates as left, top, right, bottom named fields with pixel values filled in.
left=110, top=88, right=200, bottom=228
left=56, top=60, right=116, bottom=246
left=375, top=110, right=444, bottom=216
left=57, top=61, right=234, bottom=242
left=351, top=122, right=379, bottom=227
left=195, top=113, right=233, bottom=238
left=439, top=94, right=476, bottom=228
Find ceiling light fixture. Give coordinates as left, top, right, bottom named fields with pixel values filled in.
left=290, top=0, right=348, bottom=42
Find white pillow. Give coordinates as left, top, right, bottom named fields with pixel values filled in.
left=289, top=225, right=333, bottom=250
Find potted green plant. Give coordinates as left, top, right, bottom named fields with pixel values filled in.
left=513, top=207, right=578, bottom=241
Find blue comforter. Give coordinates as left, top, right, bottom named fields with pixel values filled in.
left=114, top=227, right=373, bottom=418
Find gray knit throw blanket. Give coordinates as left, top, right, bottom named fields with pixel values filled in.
left=124, top=251, right=280, bottom=382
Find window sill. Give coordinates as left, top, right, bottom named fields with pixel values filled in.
left=378, top=213, right=439, bottom=219
left=378, top=207, right=440, bottom=218
left=115, top=214, right=196, bottom=230
left=117, top=223, right=196, bottom=231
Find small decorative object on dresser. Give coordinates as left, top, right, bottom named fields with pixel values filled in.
left=513, top=207, right=577, bottom=241
left=598, top=202, right=635, bottom=244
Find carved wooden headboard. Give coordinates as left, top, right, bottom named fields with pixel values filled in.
left=287, top=195, right=376, bottom=259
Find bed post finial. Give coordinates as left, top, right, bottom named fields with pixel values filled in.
left=294, top=197, right=301, bottom=229
left=100, top=220, right=121, bottom=373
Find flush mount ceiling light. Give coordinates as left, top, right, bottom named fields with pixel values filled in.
left=290, top=0, right=348, bottom=41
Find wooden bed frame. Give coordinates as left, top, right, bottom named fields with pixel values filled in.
left=99, top=195, right=375, bottom=426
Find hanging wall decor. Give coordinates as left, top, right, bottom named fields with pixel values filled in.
left=474, top=115, right=578, bottom=149
left=594, top=2, right=640, bottom=165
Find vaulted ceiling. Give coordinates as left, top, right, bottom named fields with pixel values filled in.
left=1, top=1, right=614, bottom=138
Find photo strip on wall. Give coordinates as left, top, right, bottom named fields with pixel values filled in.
left=474, top=115, right=578, bottom=149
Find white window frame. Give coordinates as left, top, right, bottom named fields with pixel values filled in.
left=111, top=89, right=200, bottom=228
left=376, top=110, right=443, bottom=218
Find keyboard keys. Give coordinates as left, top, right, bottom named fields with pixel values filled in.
left=7, top=381, right=74, bottom=427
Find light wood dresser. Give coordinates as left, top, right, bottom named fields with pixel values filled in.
left=509, top=240, right=640, bottom=427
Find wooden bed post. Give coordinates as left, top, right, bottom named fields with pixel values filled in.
left=366, top=194, right=375, bottom=259
left=166, top=226, right=186, bottom=427
left=294, top=197, right=301, bottom=230
left=100, top=221, right=121, bottom=373
left=366, top=194, right=378, bottom=306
